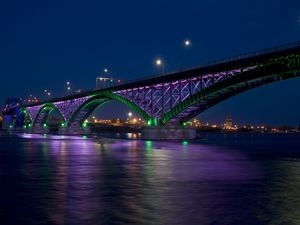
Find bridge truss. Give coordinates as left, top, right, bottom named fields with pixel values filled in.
left=4, top=43, right=300, bottom=129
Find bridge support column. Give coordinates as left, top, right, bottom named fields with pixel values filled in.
left=58, top=124, right=91, bottom=136
left=32, top=124, right=49, bottom=134
left=141, top=126, right=197, bottom=140
left=2, top=115, right=15, bottom=130
left=32, top=128, right=50, bottom=134
left=58, top=127, right=68, bottom=135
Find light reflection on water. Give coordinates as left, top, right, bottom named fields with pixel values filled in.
left=0, top=132, right=300, bottom=224
left=17, top=133, right=90, bottom=140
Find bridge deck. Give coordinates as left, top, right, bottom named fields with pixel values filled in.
left=23, top=42, right=300, bottom=107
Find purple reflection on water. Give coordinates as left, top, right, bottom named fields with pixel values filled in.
left=17, top=133, right=90, bottom=140
left=2, top=133, right=300, bottom=224
left=17, top=133, right=261, bottom=182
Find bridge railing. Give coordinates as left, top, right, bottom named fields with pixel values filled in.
left=21, top=41, right=300, bottom=107
left=106, top=41, right=300, bottom=89
left=200, top=41, right=300, bottom=67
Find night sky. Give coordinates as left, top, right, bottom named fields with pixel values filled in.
left=1, top=0, right=300, bottom=126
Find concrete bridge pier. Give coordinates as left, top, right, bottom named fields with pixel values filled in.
left=141, top=126, right=197, bottom=140
left=58, top=126, right=91, bottom=136
left=2, top=115, right=15, bottom=130
left=58, top=127, right=68, bottom=135
left=11, top=127, right=23, bottom=133
left=32, top=126, right=50, bottom=134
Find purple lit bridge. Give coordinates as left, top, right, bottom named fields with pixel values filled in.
left=2, top=42, right=300, bottom=136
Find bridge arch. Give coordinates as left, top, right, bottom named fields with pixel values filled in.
left=13, top=108, right=33, bottom=128
left=9, top=44, right=298, bottom=131
left=67, top=92, right=152, bottom=127
left=161, top=67, right=300, bottom=125
left=33, top=103, right=66, bottom=128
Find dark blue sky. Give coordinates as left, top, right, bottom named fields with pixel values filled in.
left=1, top=0, right=300, bottom=126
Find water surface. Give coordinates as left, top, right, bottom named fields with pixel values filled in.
left=0, top=132, right=300, bottom=225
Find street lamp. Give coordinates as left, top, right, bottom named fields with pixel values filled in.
left=180, top=39, right=192, bottom=70
left=66, top=81, right=71, bottom=94
left=128, top=112, right=132, bottom=124
left=184, top=39, right=191, bottom=47
left=155, top=58, right=165, bottom=74
left=96, top=68, right=109, bottom=89
left=44, top=90, right=49, bottom=99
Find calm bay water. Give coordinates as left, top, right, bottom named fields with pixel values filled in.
left=0, top=132, right=300, bottom=225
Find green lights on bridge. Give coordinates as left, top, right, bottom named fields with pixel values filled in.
left=147, top=118, right=158, bottom=126
left=23, top=124, right=32, bottom=129
left=6, top=45, right=300, bottom=133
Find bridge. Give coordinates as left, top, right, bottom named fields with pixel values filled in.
left=2, top=42, right=300, bottom=139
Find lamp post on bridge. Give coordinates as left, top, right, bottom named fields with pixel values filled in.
left=44, top=89, right=51, bottom=99
left=96, top=68, right=109, bottom=89
left=180, top=39, right=192, bottom=71
left=155, top=58, right=165, bottom=75
left=66, top=81, right=71, bottom=94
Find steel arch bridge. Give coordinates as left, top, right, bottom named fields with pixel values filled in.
left=4, top=42, right=300, bottom=131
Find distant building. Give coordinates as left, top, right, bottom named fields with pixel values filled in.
left=192, top=118, right=201, bottom=127
left=224, top=115, right=233, bottom=130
